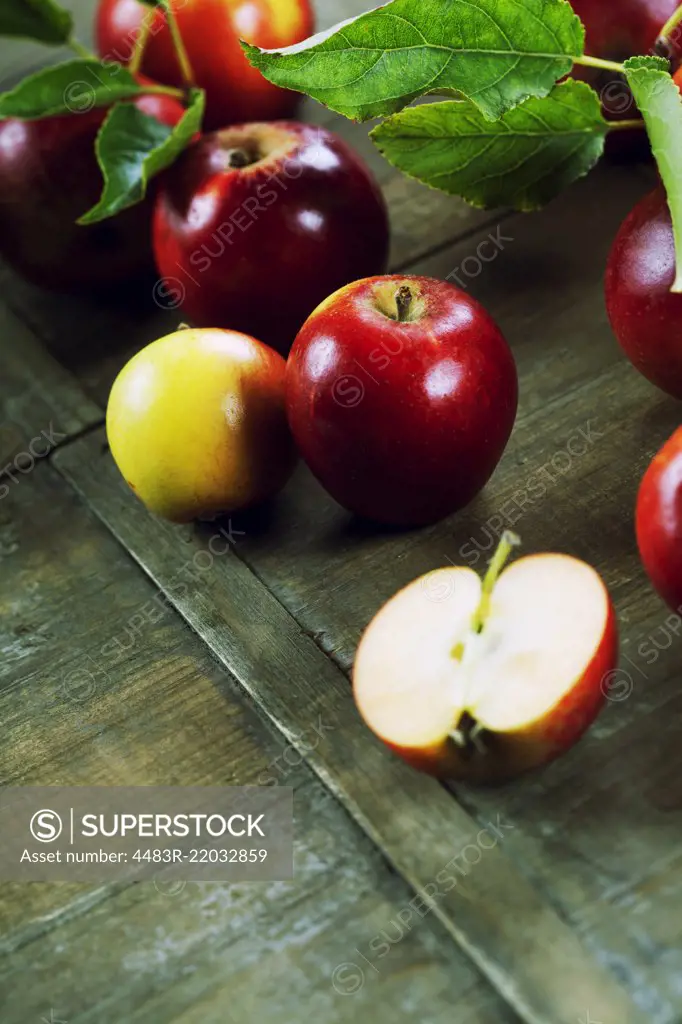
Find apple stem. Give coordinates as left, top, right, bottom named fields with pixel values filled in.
left=395, top=285, right=413, bottom=322
left=226, top=148, right=251, bottom=169
left=472, top=530, right=521, bottom=634
left=129, top=7, right=155, bottom=76
left=657, top=2, right=682, bottom=54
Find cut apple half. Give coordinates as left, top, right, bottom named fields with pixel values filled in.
left=353, top=534, right=618, bottom=784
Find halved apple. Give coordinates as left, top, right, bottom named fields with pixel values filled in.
left=353, top=535, right=618, bottom=784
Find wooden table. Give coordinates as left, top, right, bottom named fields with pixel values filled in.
left=1, top=3, right=681, bottom=1023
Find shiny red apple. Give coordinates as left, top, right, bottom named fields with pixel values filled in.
left=95, top=0, right=315, bottom=130
left=636, top=428, right=682, bottom=610
left=354, top=534, right=618, bottom=783
left=604, top=187, right=682, bottom=398
left=570, top=0, right=679, bottom=157
left=571, top=0, right=678, bottom=62
left=286, top=275, right=518, bottom=526
left=0, top=79, right=184, bottom=293
left=152, top=122, right=390, bottom=354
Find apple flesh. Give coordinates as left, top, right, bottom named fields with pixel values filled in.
left=107, top=326, right=297, bottom=522
left=354, top=541, right=618, bottom=783
left=286, top=275, right=518, bottom=526
left=604, top=187, right=682, bottom=398
left=0, top=80, right=183, bottom=293
left=153, top=122, right=389, bottom=354
left=636, top=427, right=682, bottom=610
left=95, top=0, right=315, bottom=130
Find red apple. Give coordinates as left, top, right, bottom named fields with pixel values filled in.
left=571, top=0, right=678, bottom=63
left=285, top=275, right=518, bottom=526
left=604, top=187, right=682, bottom=398
left=95, top=0, right=315, bottom=130
left=636, top=428, right=682, bottom=610
left=152, top=122, right=390, bottom=354
left=570, top=0, right=679, bottom=157
left=0, top=79, right=184, bottom=293
left=353, top=534, right=618, bottom=783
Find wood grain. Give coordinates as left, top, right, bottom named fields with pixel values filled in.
left=0, top=3, right=674, bottom=1021
left=0, top=458, right=512, bottom=1024
left=54, top=429, right=648, bottom=1024
left=0, top=302, right=100, bottom=468
left=176, top=159, right=682, bottom=1020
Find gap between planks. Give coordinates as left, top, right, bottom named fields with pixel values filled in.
left=50, top=427, right=648, bottom=1024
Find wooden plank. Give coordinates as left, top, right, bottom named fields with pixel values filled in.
left=168, top=156, right=682, bottom=1019
left=0, top=303, right=101, bottom=465
left=54, top=429, right=647, bottom=1024
left=0, top=458, right=513, bottom=1024
left=0, top=8, right=669, bottom=1019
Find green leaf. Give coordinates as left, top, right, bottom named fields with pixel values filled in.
left=0, top=60, right=149, bottom=119
left=371, top=80, right=608, bottom=211
left=242, top=0, right=584, bottom=122
left=624, top=55, right=682, bottom=292
left=0, top=0, right=72, bottom=45
left=79, top=89, right=205, bottom=224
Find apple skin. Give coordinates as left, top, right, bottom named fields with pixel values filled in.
left=570, top=0, right=678, bottom=61
left=570, top=0, right=679, bottom=158
left=95, top=0, right=315, bottom=130
left=604, top=187, right=682, bottom=398
left=107, top=327, right=297, bottom=522
left=636, top=428, right=682, bottom=610
left=153, top=122, right=390, bottom=354
left=0, top=80, right=184, bottom=293
left=286, top=275, right=518, bottom=527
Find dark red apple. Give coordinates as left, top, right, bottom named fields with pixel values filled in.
left=570, top=0, right=679, bottom=157
left=95, top=0, right=315, bottom=130
left=152, top=122, right=390, bottom=354
left=636, top=428, right=682, bottom=610
left=0, top=80, right=184, bottom=293
left=604, top=186, right=682, bottom=398
left=286, top=275, right=518, bottom=527
left=571, top=0, right=679, bottom=63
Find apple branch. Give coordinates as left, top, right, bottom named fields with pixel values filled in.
left=606, top=119, right=646, bottom=132
left=573, top=54, right=626, bottom=74
left=129, top=6, right=156, bottom=76
left=162, top=0, right=195, bottom=92
left=68, top=37, right=95, bottom=60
